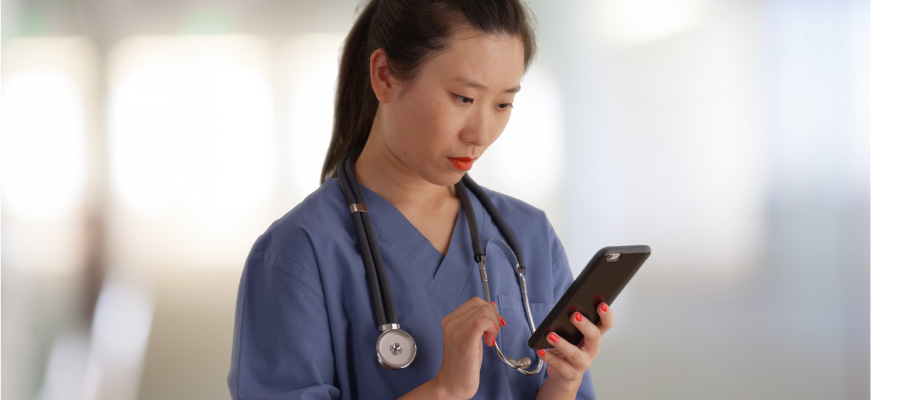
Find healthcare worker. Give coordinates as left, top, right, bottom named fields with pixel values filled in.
left=227, top=0, right=616, bottom=398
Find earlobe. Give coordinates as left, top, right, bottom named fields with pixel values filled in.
left=369, top=49, right=393, bottom=103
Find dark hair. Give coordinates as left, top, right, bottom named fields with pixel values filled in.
left=320, top=0, right=537, bottom=183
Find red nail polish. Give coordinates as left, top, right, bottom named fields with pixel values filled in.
left=538, top=349, right=545, bottom=357
left=574, top=312, right=583, bottom=322
left=494, top=325, right=498, bottom=331
left=490, top=337, right=496, bottom=347
left=548, top=333, right=559, bottom=343
left=500, top=316, right=507, bottom=327
left=601, top=302, right=609, bottom=313
left=490, top=301, right=497, bottom=307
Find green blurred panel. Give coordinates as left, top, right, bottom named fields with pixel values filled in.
left=181, top=9, right=236, bottom=34
left=20, top=8, right=49, bottom=36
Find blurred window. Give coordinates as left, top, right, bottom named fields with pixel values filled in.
left=1, top=37, right=96, bottom=274
left=106, top=35, right=276, bottom=269
left=281, top=34, right=344, bottom=197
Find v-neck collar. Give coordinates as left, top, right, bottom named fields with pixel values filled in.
left=357, top=183, right=485, bottom=305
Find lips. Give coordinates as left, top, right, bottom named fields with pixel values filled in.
left=449, top=157, right=477, bottom=171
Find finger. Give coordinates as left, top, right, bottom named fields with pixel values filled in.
left=483, top=328, right=498, bottom=347
left=452, top=301, right=502, bottom=332
left=444, top=298, right=505, bottom=347
left=466, top=305, right=501, bottom=346
left=442, top=298, right=489, bottom=329
left=481, top=316, right=500, bottom=347
left=596, top=302, right=616, bottom=335
left=571, top=311, right=603, bottom=356
left=455, top=298, right=504, bottom=330
left=489, top=301, right=507, bottom=327
left=472, top=301, right=502, bottom=328
left=457, top=297, right=489, bottom=313
left=537, top=347, right=580, bottom=381
left=442, top=303, right=498, bottom=344
left=480, top=302, right=504, bottom=346
left=445, top=315, right=496, bottom=347
left=545, top=331, right=591, bottom=372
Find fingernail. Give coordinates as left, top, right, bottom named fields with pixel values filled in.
left=601, top=302, right=609, bottom=313
left=537, top=349, right=545, bottom=357
left=548, top=332, right=559, bottom=343
left=490, top=337, right=496, bottom=347
left=574, top=312, right=583, bottom=322
left=500, top=316, right=507, bottom=327
left=490, top=301, right=497, bottom=307
left=494, top=325, right=498, bottom=331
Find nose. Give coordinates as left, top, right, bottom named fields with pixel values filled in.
left=460, top=107, right=491, bottom=147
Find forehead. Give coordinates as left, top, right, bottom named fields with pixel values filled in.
left=417, top=31, right=525, bottom=91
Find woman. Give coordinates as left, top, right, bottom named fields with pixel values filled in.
left=228, top=0, right=615, bottom=398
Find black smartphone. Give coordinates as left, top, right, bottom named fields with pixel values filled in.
left=528, top=245, right=651, bottom=349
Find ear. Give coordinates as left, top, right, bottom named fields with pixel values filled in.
left=369, top=48, right=394, bottom=103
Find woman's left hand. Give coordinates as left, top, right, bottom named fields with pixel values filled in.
left=536, top=302, right=616, bottom=397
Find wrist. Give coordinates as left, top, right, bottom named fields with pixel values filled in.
left=428, top=379, right=468, bottom=400
left=538, top=374, right=583, bottom=399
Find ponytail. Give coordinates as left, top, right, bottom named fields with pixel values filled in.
left=320, top=0, right=380, bottom=183
left=320, top=0, right=537, bottom=184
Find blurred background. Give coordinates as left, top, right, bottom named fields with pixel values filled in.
left=0, top=0, right=870, bottom=399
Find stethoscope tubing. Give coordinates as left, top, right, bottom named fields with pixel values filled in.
left=337, top=153, right=542, bottom=375
left=460, top=174, right=526, bottom=276
left=337, top=155, right=398, bottom=327
left=457, top=176, right=544, bottom=375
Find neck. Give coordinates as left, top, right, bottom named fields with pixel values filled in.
left=355, top=127, right=456, bottom=210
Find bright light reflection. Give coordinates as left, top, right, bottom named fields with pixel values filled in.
left=108, top=35, right=275, bottom=219
left=283, top=34, right=344, bottom=195
left=567, top=9, right=765, bottom=280
left=85, top=275, right=154, bottom=400
left=470, top=66, right=565, bottom=213
left=587, top=0, right=708, bottom=47
left=1, top=38, right=91, bottom=220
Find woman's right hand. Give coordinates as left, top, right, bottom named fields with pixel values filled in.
left=431, top=297, right=505, bottom=399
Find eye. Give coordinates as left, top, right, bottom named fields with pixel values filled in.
left=498, top=103, right=514, bottom=110
left=454, top=94, right=474, bottom=104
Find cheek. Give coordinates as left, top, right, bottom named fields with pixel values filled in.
left=390, top=97, right=447, bottom=155
left=415, top=98, right=456, bottom=142
left=488, top=113, right=512, bottom=143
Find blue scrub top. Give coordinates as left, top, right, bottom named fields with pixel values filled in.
left=228, top=178, right=596, bottom=399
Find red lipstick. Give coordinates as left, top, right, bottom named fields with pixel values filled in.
left=449, top=157, right=476, bottom=171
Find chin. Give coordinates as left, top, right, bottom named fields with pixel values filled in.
left=427, top=170, right=466, bottom=187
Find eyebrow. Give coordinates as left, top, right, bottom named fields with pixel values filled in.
left=453, top=76, right=521, bottom=93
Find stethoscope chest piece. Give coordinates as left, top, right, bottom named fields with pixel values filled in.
left=375, top=324, right=417, bottom=369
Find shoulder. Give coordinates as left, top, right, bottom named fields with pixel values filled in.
left=474, top=184, right=564, bottom=261
left=477, top=185, right=554, bottom=235
left=474, top=183, right=569, bottom=303
left=248, top=179, right=352, bottom=270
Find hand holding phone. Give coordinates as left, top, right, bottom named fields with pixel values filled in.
left=528, top=245, right=650, bottom=349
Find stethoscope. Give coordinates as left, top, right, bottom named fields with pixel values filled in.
left=336, top=153, right=544, bottom=375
